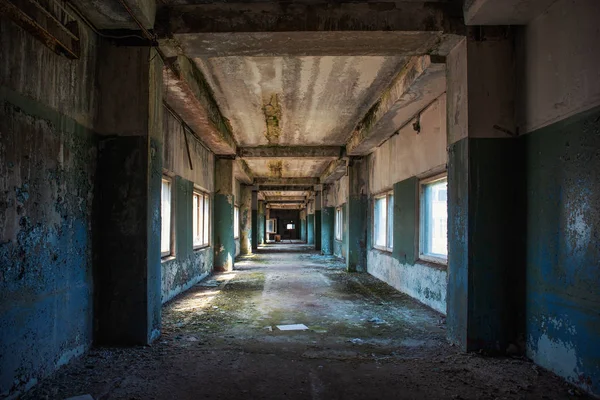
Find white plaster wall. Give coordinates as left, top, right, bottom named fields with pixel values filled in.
left=517, top=0, right=600, bottom=133
left=163, top=111, right=215, bottom=191
left=368, top=250, right=446, bottom=314
left=331, top=174, right=349, bottom=207
left=369, top=94, right=447, bottom=194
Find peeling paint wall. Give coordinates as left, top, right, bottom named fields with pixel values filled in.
left=369, top=94, right=446, bottom=193
left=161, top=112, right=215, bottom=303
left=0, top=16, right=98, bottom=397
left=365, top=93, right=447, bottom=311
left=367, top=252, right=446, bottom=314
left=516, top=2, right=600, bottom=394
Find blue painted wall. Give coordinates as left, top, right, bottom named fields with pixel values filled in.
left=214, top=194, right=234, bottom=271
left=524, top=106, right=600, bottom=394
left=0, top=88, right=96, bottom=396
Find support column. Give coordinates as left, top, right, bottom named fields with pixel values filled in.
left=346, top=157, right=368, bottom=272
left=94, top=45, right=163, bottom=345
left=251, top=189, right=258, bottom=251
left=321, top=184, right=334, bottom=255
left=446, top=28, right=524, bottom=352
left=314, top=187, right=322, bottom=251
left=307, top=200, right=315, bottom=245
left=214, top=158, right=235, bottom=271
left=300, top=209, right=307, bottom=242
left=240, top=184, right=252, bottom=255
left=257, top=200, right=265, bottom=245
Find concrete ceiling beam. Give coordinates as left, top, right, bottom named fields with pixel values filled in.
left=163, top=56, right=237, bottom=156
left=238, top=146, right=343, bottom=160
left=157, top=2, right=464, bottom=57
left=258, top=185, right=314, bottom=192
left=234, top=159, right=253, bottom=184
left=464, top=0, right=557, bottom=25
left=74, top=0, right=156, bottom=30
left=320, top=159, right=348, bottom=184
left=346, top=55, right=446, bottom=156
left=265, top=196, right=307, bottom=202
left=255, top=177, right=320, bottom=186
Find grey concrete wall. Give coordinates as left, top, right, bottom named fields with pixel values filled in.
left=366, top=94, right=447, bottom=313
left=0, top=16, right=98, bottom=397
left=161, top=112, right=215, bottom=304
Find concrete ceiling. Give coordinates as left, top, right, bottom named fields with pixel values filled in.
left=195, top=56, right=407, bottom=146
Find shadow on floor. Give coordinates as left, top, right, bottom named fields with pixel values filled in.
left=24, top=249, right=591, bottom=400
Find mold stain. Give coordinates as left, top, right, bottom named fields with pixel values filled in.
left=263, top=94, right=282, bottom=145
left=267, top=160, right=283, bottom=178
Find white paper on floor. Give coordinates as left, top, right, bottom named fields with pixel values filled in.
left=276, top=324, right=309, bottom=331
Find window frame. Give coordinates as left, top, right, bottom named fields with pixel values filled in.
left=335, top=206, right=343, bottom=241
left=234, top=205, right=240, bottom=239
left=193, top=189, right=210, bottom=250
left=373, top=191, right=394, bottom=252
left=418, top=173, right=448, bottom=265
left=161, top=176, right=173, bottom=258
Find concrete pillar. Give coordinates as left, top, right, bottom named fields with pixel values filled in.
left=307, top=200, right=315, bottom=245
left=314, top=188, right=322, bottom=251
left=214, top=158, right=235, bottom=271
left=321, top=184, right=334, bottom=255
left=240, top=184, right=252, bottom=255
left=299, top=209, right=307, bottom=242
left=446, top=28, right=524, bottom=352
left=257, top=200, right=265, bottom=245
left=346, top=157, right=368, bottom=272
left=93, top=44, right=163, bottom=345
left=251, top=190, right=258, bottom=251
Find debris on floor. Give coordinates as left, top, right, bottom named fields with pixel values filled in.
left=276, top=324, right=309, bottom=331
left=197, top=280, right=220, bottom=287
left=65, top=395, right=94, bottom=400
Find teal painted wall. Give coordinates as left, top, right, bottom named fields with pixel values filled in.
left=0, top=87, right=97, bottom=395
left=347, top=195, right=367, bottom=272
left=392, top=177, right=418, bottom=265
left=214, top=194, right=234, bottom=270
left=524, top=106, right=600, bottom=394
left=307, top=213, right=315, bottom=245
left=257, top=203, right=265, bottom=245
left=321, top=207, right=334, bottom=255
left=314, top=210, right=322, bottom=251
left=251, top=209, right=258, bottom=250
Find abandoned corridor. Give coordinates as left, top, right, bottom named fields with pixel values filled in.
left=23, top=245, right=584, bottom=400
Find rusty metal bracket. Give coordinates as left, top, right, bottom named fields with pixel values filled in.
left=0, top=0, right=80, bottom=59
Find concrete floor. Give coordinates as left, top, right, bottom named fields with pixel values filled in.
left=25, top=245, right=589, bottom=399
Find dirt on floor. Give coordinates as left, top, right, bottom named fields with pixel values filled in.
left=24, top=245, right=591, bottom=400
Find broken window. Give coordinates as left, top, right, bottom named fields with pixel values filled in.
left=266, top=218, right=277, bottom=234
left=374, top=192, right=393, bottom=252
left=234, top=206, right=240, bottom=239
left=335, top=207, right=343, bottom=241
left=420, top=174, right=448, bottom=263
left=193, top=190, right=210, bottom=248
left=161, top=178, right=172, bottom=257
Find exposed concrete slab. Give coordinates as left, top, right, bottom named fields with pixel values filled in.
left=75, top=0, right=156, bottom=30
left=346, top=55, right=446, bottom=155
left=261, top=190, right=308, bottom=197
left=464, top=0, right=557, bottom=25
left=158, top=2, right=464, bottom=36
left=255, top=177, right=319, bottom=186
left=163, top=56, right=237, bottom=155
left=244, top=159, right=331, bottom=178
left=238, top=146, right=342, bottom=160
left=194, top=55, right=407, bottom=147
left=320, top=159, right=348, bottom=184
